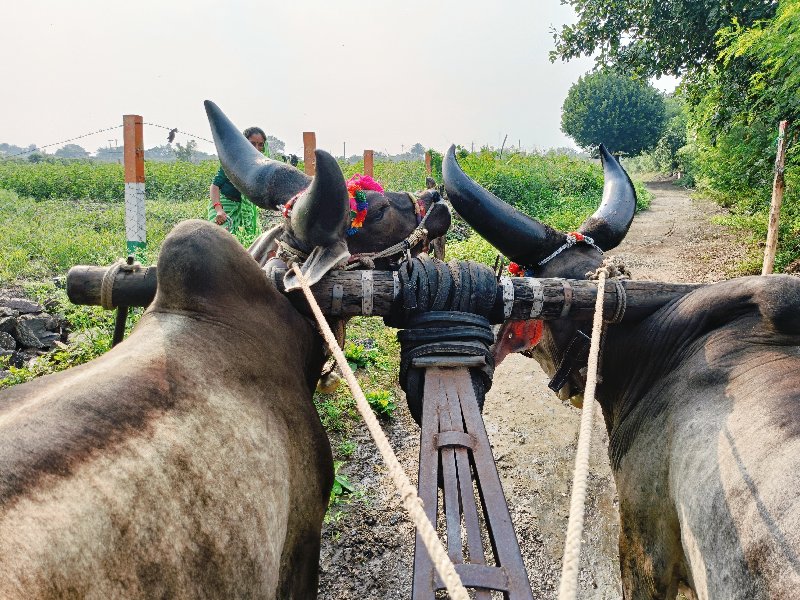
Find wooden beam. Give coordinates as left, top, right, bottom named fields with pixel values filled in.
left=67, top=264, right=702, bottom=324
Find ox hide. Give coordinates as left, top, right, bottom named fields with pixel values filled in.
left=443, top=145, right=800, bottom=600
left=0, top=220, right=333, bottom=599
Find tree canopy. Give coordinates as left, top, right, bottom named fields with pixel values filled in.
left=551, top=0, right=778, bottom=77
left=561, top=71, right=666, bottom=155
left=54, top=144, right=89, bottom=159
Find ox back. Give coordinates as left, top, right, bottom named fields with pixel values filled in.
left=0, top=220, right=333, bottom=599
left=599, top=275, right=800, bottom=599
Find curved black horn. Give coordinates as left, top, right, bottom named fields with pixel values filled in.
left=577, top=144, right=637, bottom=251
left=289, top=149, right=350, bottom=248
left=442, top=145, right=565, bottom=266
left=204, top=100, right=310, bottom=209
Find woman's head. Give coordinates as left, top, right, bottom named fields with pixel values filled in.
left=243, top=126, right=266, bottom=152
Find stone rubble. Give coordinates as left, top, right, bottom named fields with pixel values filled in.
left=0, top=295, right=68, bottom=370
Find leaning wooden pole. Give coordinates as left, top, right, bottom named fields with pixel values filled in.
left=762, top=120, right=790, bottom=275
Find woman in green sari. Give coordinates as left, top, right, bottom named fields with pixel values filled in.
left=208, top=126, right=267, bottom=245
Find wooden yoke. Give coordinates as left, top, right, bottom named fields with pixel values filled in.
left=67, top=264, right=702, bottom=323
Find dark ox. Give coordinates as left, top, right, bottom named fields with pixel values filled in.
left=205, top=100, right=451, bottom=286
left=0, top=221, right=332, bottom=599
left=444, top=145, right=800, bottom=599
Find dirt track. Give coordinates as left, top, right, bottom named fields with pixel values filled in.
left=318, top=180, right=745, bottom=599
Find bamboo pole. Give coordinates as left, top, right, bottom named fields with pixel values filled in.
left=762, top=120, right=790, bottom=275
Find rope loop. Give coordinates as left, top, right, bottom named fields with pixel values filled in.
left=587, top=256, right=630, bottom=324
left=100, top=258, right=142, bottom=310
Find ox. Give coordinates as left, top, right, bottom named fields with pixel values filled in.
left=443, top=145, right=800, bottom=599
left=204, top=100, right=451, bottom=284
left=0, top=220, right=333, bottom=599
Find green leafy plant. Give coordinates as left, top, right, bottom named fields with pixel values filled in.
left=365, top=389, right=398, bottom=419
left=329, top=461, right=355, bottom=506
left=344, top=342, right=379, bottom=370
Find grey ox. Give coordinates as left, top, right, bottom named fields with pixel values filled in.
left=443, top=145, right=800, bottom=600
left=0, top=220, right=333, bottom=599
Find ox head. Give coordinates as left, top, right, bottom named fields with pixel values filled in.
left=443, top=144, right=636, bottom=401
left=206, top=101, right=451, bottom=284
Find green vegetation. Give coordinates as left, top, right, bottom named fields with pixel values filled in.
left=0, top=160, right=218, bottom=202
left=0, top=189, right=205, bottom=285
left=561, top=71, right=666, bottom=156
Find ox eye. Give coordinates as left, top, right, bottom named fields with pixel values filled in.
left=372, top=204, right=389, bottom=221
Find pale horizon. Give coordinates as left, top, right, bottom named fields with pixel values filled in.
left=2, top=1, right=677, bottom=159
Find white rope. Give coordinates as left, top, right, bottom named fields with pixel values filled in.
left=557, top=269, right=608, bottom=600
left=291, top=265, right=469, bottom=600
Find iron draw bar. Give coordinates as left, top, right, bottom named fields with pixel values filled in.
left=67, top=263, right=702, bottom=324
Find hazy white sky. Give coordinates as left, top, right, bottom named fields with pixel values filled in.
left=3, top=0, right=676, bottom=157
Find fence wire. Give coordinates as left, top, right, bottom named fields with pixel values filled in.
left=0, top=122, right=216, bottom=162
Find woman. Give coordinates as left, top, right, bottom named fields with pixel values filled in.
left=208, top=126, right=267, bottom=244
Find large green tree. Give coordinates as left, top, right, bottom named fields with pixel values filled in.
left=561, top=71, right=666, bottom=155
left=551, top=0, right=777, bottom=77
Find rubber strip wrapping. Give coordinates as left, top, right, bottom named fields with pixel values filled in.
left=392, top=255, right=499, bottom=426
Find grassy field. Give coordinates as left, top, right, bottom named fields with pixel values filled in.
left=0, top=152, right=650, bottom=506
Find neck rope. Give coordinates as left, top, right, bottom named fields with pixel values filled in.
left=279, top=178, right=430, bottom=270
left=507, top=232, right=603, bottom=277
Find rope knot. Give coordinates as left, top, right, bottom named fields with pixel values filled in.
left=100, top=258, right=142, bottom=310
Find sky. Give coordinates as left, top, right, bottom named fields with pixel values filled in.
left=2, top=0, right=677, bottom=158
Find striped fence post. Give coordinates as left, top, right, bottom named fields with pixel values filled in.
left=123, top=115, right=146, bottom=255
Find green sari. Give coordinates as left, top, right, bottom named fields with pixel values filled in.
left=206, top=196, right=260, bottom=246
left=207, top=144, right=269, bottom=246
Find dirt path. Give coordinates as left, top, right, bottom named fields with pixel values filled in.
left=318, top=180, right=744, bottom=599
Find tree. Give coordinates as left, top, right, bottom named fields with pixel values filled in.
left=551, top=0, right=777, bottom=78
left=174, top=140, right=197, bottom=162
left=409, top=143, right=425, bottom=157
left=145, top=144, right=177, bottom=162
left=561, top=71, right=666, bottom=155
left=54, top=144, right=89, bottom=159
left=265, top=135, right=285, bottom=156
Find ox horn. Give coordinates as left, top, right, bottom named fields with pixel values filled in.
left=442, top=145, right=566, bottom=266
left=282, top=149, right=350, bottom=291
left=577, top=144, right=637, bottom=251
left=204, top=100, right=310, bottom=209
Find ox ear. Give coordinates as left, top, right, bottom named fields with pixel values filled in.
left=205, top=100, right=310, bottom=209
left=443, top=144, right=566, bottom=266
left=282, top=149, right=350, bottom=291
left=424, top=201, right=451, bottom=240
left=577, top=144, right=637, bottom=251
